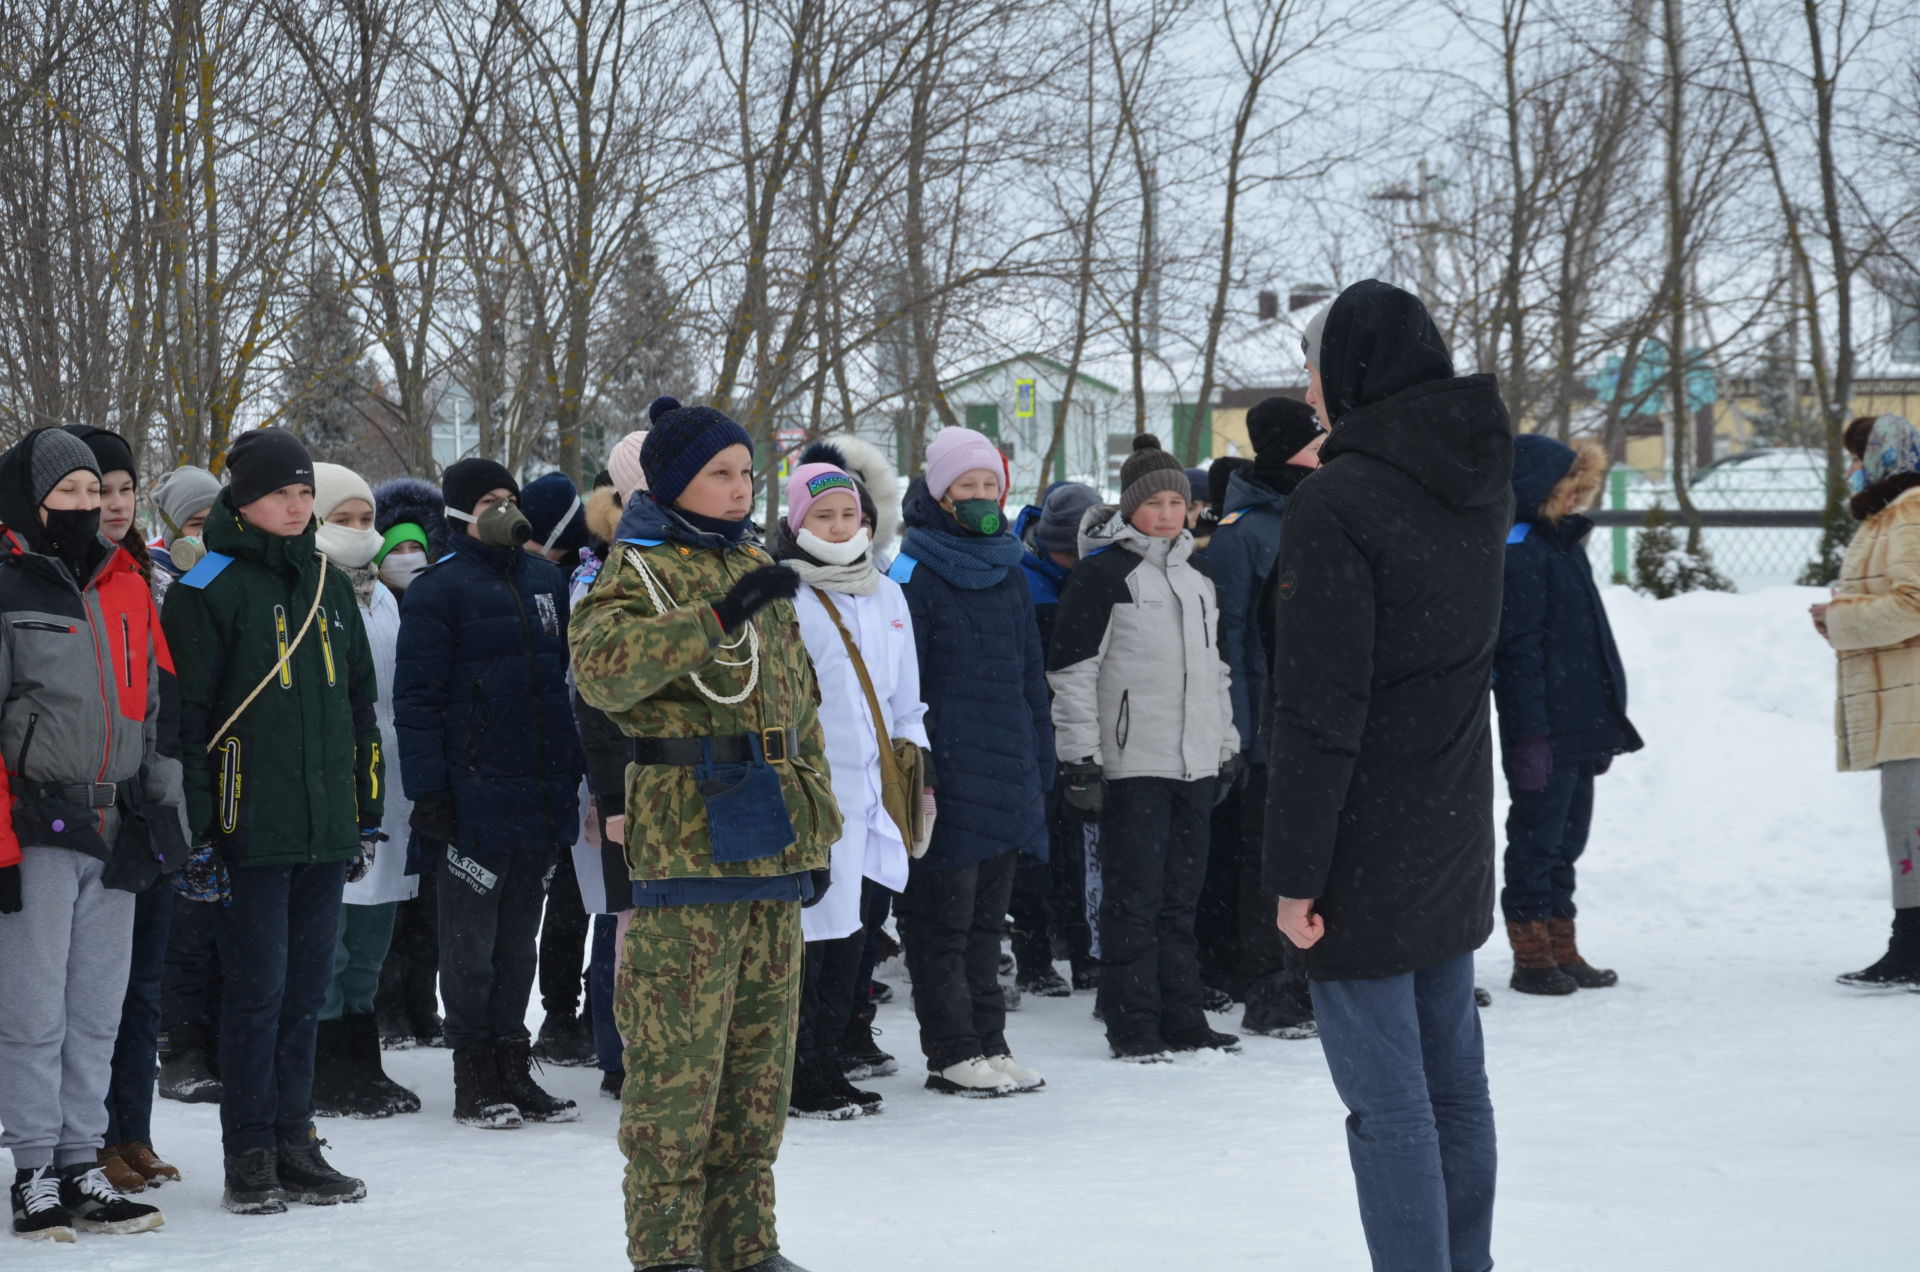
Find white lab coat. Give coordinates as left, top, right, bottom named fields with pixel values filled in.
left=793, top=577, right=929, bottom=941
left=344, top=583, right=419, bottom=906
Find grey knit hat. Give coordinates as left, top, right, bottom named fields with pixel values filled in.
left=30, top=429, right=100, bottom=507
left=1301, top=305, right=1330, bottom=369
left=1118, top=434, right=1189, bottom=522
left=1034, top=482, right=1099, bottom=554
left=150, top=465, right=222, bottom=545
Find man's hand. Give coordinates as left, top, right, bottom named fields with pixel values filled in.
left=605, top=814, right=626, bottom=847
left=1276, top=896, right=1325, bottom=949
left=1810, top=601, right=1831, bottom=640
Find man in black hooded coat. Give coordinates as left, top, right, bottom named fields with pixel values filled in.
left=1263, top=279, right=1510, bottom=1272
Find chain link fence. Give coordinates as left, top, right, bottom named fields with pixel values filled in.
left=1585, top=449, right=1831, bottom=591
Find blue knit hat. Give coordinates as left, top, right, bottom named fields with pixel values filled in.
left=640, top=396, right=753, bottom=507
left=519, top=470, right=588, bottom=554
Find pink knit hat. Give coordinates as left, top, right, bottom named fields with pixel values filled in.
left=785, top=463, right=861, bottom=532
left=607, top=429, right=649, bottom=500
left=924, top=426, right=1007, bottom=503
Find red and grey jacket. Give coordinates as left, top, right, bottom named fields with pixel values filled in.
left=0, top=528, right=188, bottom=877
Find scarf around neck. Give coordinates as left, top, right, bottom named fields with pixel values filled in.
left=900, top=520, right=1024, bottom=590
left=344, top=561, right=378, bottom=607
left=772, top=521, right=878, bottom=596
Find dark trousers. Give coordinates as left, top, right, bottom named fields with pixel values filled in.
left=104, top=883, right=172, bottom=1147
left=1197, top=778, right=1246, bottom=991
left=851, top=884, right=894, bottom=1006
left=896, top=850, right=1016, bottom=1071
left=215, top=861, right=349, bottom=1153
left=1236, top=764, right=1300, bottom=989
left=539, top=847, right=591, bottom=1019
left=1009, top=794, right=1095, bottom=977
left=437, top=845, right=554, bottom=1052
left=1097, top=777, right=1212, bottom=1049
left=376, top=870, right=441, bottom=1034
left=590, top=914, right=623, bottom=1075
left=1501, top=760, right=1596, bottom=922
left=1311, top=953, right=1497, bottom=1272
left=160, top=893, right=221, bottom=1058
left=797, top=930, right=865, bottom=1065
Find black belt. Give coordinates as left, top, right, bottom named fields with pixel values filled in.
left=632, top=729, right=795, bottom=766
left=39, top=781, right=118, bottom=808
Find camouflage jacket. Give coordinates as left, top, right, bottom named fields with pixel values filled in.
left=570, top=494, right=838, bottom=882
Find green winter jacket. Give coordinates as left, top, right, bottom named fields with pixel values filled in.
left=162, top=489, right=383, bottom=868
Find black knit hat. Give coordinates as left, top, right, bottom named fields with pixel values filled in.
left=1208, top=456, right=1253, bottom=509
left=1118, top=433, right=1189, bottom=521
left=61, top=425, right=137, bottom=486
left=1247, top=397, right=1321, bottom=461
left=226, top=428, right=315, bottom=508
left=641, top=396, right=753, bottom=507
left=441, top=457, right=519, bottom=519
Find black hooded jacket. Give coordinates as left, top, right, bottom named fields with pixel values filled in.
left=1262, top=281, right=1514, bottom=980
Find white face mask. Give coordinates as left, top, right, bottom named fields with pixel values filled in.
left=796, top=525, right=872, bottom=566
left=379, top=551, right=430, bottom=591
left=316, top=522, right=384, bottom=569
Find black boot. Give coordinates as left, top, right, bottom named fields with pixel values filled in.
left=497, top=1037, right=580, bottom=1123
left=348, top=1013, right=422, bottom=1115
left=789, top=1051, right=865, bottom=1121
left=822, top=1058, right=884, bottom=1114
left=737, top=1257, right=813, bottom=1272
left=838, top=1004, right=897, bottom=1080
left=311, top=1018, right=388, bottom=1119
left=1167, top=1027, right=1243, bottom=1055
left=57, top=1163, right=164, bottom=1234
left=11, top=1166, right=76, bottom=1241
left=600, top=1068, right=624, bottom=1100
left=1241, top=973, right=1318, bottom=1040
left=533, top=1012, right=597, bottom=1067
left=275, top=1127, right=365, bottom=1205
left=1837, top=908, right=1920, bottom=990
left=221, top=1147, right=287, bottom=1215
left=156, top=1048, right=222, bottom=1104
left=452, top=1045, right=522, bottom=1129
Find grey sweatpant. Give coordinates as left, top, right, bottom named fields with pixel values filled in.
left=1880, top=759, right=1920, bottom=910
left=0, top=849, right=135, bottom=1171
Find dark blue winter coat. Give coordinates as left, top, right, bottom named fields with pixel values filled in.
left=1495, top=435, right=1644, bottom=764
left=1013, top=503, right=1072, bottom=653
left=394, top=533, right=585, bottom=854
left=891, top=481, right=1054, bottom=871
left=1207, top=468, right=1291, bottom=763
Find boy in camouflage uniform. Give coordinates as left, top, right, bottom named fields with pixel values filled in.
left=572, top=397, right=840, bottom=1272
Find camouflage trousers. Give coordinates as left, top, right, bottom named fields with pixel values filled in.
left=615, top=898, right=803, bottom=1272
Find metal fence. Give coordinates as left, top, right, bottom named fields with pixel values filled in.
left=1585, top=455, right=1830, bottom=591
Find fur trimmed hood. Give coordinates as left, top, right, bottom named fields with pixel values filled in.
left=798, top=434, right=902, bottom=548
left=372, top=475, right=453, bottom=559
left=584, top=484, right=624, bottom=549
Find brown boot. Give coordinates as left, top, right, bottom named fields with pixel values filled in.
left=1547, top=917, right=1618, bottom=988
left=96, top=1146, right=147, bottom=1194
left=1506, top=920, right=1577, bottom=995
left=115, top=1141, right=182, bottom=1187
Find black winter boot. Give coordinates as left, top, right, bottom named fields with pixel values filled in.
left=56, top=1163, right=162, bottom=1234
left=1241, top=973, right=1318, bottom=1039
left=452, top=1046, right=522, bottom=1129
left=275, top=1128, right=365, bottom=1204
left=11, top=1167, right=75, bottom=1241
left=156, top=1048, right=222, bottom=1104
left=497, top=1037, right=580, bottom=1123
left=1168, top=1027, right=1243, bottom=1055
left=600, top=1068, right=624, bottom=1100
left=221, top=1147, right=287, bottom=1215
left=534, top=1012, right=597, bottom=1067
left=1836, top=908, right=1920, bottom=990
left=839, top=1004, right=898, bottom=1079
left=348, top=1013, right=422, bottom=1115
left=788, top=1052, right=865, bottom=1121
left=311, top=1018, right=388, bottom=1119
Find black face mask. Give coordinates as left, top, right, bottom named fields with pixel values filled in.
left=42, top=507, right=101, bottom=577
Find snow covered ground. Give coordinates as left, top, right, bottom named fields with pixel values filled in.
left=14, top=586, right=1918, bottom=1270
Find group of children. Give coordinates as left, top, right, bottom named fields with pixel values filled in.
left=0, top=393, right=1645, bottom=1268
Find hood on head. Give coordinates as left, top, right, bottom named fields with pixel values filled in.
left=585, top=485, right=624, bottom=548
left=1322, top=374, right=1513, bottom=509
left=1510, top=434, right=1575, bottom=522
left=372, top=476, right=453, bottom=558
left=801, top=434, right=902, bottom=547
left=1317, top=279, right=1455, bottom=422
left=1075, top=501, right=1190, bottom=564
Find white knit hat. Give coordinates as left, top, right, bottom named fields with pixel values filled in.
left=312, top=462, right=377, bottom=522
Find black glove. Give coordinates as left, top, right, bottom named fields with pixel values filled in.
left=0, top=864, right=20, bottom=915
left=712, top=565, right=801, bottom=633
left=409, top=791, right=455, bottom=845
left=348, top=830, right=388, bottom=885
left=803, top=867, right=832, bottom=908
left=1215, top=753, right=1246, bottom=807
left=1060, top=761, right=1104, bottom=819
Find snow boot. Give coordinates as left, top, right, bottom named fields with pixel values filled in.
left=984, top=1053, right=1046, bottom=1092
left=376, top=999, right=415, bottom=1049
left=823, top=1062, right=885, bottom=1112
left=534, top=1011, right=597, bottom=1067
left=95, top=1145, right=147, bottom=1194
left=113, top=1142, right=179, bottom=1189
left=1836, top=908, right=1920, bottom=990
left=1168, top=1027, right=1243, bottom=1055
left=1547, top=917, right=1618, bottom=988
left=452, top=1045, right=523, bottom=1129
left=789, top=1053, right=866, bottom=1120
left=156, top=1047, right=221, bottom=1104
left=347, top=1013, right=421, bottom=1115
left=867, top=978, right=896, bottom=1005
left=839, top=1004, right=898, bottom=1079
left=1071, top=963, right=1100, bottom=991
left=497, top=1037, right=580, bottom=1123
left=312, top=1017, right=388, bottom=1118
left=1507, top=920, right=1578, bottom=995
left=1241, top=973, right=1318, bottom=1039
left=925, top=1056, right=1019, bottom=1097
left=11, top=1166, right=76, bottom=1242
left=738, top=1257, right=813, bottom=1271
left=1111, top=1039, right=1174, bottom=1063
left=1017, top=964, right=1073, bottom=998
left=275, top=1128, right=365, bottom=1205
left=1201, top=985, right=1235, bottom=1014
left=221, top=1147, right=287, bottom=1214
left=600, top=1069, right=624, bottom=1100
left=1475, top=986, right=1493, bottom=1008
left=57, top=1163, right=164, bottom=1234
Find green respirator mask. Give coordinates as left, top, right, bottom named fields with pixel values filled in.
left=952, top=498, right=1004, bottom=537
left=448, top=501, right=534, bottom=549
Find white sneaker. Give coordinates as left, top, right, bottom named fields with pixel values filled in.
left=984, top=1053, right=1046, bottom=1092
left=924, top=1057, right=1018, bottom=1098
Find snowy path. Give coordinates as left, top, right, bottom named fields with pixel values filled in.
left=11, top=587, right=1916, bottom=1270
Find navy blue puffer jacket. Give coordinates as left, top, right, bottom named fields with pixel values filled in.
left=394, top=534, right=585, bottom=853
left=891, top=481, right=1054, bottom=871
left=1495, top=434, right=1644, bottom=764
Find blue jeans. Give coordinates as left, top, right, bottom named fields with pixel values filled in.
left=589, top=914, right=622, bottom=1075
left=105, top=882, right=172, bottom=1147
left=1311, top=953, right=1497, bottom=1272
left=1501, top=760, right=1596, bottom=922
left=215, top=861, right=348, bottom=1153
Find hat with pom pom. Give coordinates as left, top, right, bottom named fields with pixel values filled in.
left=1119, top=433, right=1189, bottom=521
left=639, top=396, right=753, bottom=508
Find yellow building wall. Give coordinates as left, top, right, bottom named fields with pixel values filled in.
left=1210, top=407, right=1252, bottom=459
